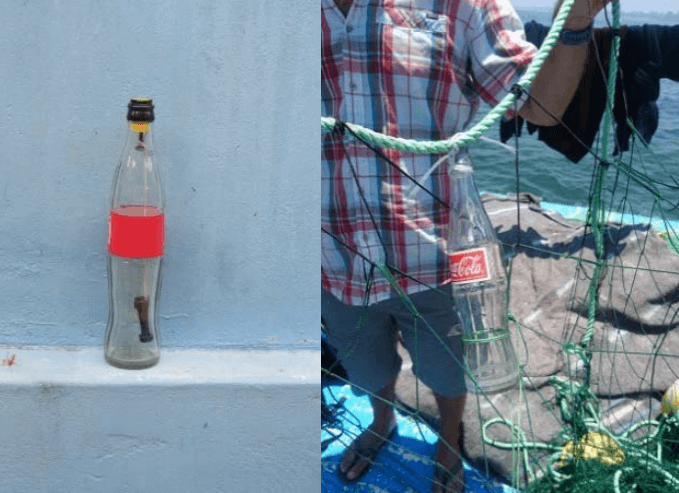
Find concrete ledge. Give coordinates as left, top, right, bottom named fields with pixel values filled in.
left=0, top=348, right=319, bottom=493
left=0, top=347, right=318, bottom=385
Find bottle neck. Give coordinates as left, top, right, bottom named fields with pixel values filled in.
left=111, top=120, right=163, bottom=212
left=447, top=148, right=473, bottom=176
left=123, top=121, right=154, bottom=153
left=450, top=163, right=473, bottom=175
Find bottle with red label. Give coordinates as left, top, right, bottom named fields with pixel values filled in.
left=105, top=98, right=165, bottom=369
left=446, top=150, right=518, bottom=393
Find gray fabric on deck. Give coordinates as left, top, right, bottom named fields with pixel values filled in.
left=395, top=193, right=676, bottom=486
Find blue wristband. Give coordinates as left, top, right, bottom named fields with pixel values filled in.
left=559, top=24, right=593, bottom=45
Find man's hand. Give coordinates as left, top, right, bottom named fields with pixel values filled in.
left=559, top=0, right=614, bottom=29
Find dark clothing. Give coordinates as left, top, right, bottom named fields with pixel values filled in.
left=500, top=23, right=679, bottom=163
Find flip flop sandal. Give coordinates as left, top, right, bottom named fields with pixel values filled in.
left=432, top=459, right=465, bottom=493
left=337, top=424, right=398, bottom=484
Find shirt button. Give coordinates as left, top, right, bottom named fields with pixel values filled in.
left=347, top=25, right=353, bottom=33
left=349, top=82, right=357, bottom=91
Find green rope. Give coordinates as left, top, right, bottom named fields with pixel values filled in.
left=375, top=264, right=420, bottom=318
left=460, top=328, right=511, bottom=344
left=581, top=0, right=622, bottom=351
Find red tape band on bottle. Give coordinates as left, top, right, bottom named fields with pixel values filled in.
left=108, top=205, right=164, bottom=258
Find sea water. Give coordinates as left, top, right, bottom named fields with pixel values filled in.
left=471, top=8, right=679, bottom=221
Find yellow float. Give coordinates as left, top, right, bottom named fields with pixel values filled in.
left=558, top=431, right=626, bottom=467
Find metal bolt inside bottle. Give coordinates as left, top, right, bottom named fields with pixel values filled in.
left=136, top=131, right=145, bottom=151
left=134, top=296, right=153, bottom=343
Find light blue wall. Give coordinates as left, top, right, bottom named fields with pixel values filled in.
left=0, top=0, right=318, bottom=350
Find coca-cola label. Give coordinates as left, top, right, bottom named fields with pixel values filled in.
left=449, top=247, right=491, bottom=284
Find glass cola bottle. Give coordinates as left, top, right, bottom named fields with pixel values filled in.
left=105, top=98, right=165, bottom=369
left=446, top=150, right=518, bottom=393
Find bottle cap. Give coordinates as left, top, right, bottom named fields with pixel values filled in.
left=127, top=98, right=155, bottom=123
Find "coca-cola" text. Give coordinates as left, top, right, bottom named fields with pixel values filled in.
left=449, top=248, right=490, bottom=284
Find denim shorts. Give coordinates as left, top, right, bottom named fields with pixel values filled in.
left=322, top=285, right=466, bottom=398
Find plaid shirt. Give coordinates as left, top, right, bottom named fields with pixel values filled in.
left=322, top=0, right=536, bottom=306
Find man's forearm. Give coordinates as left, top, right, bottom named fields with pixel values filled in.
left=518, top=0, right=609, bottom=126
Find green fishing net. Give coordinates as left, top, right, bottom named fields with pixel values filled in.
left=321, top=1, right=679, bottom=491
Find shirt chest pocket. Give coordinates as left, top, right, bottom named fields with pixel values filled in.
left=375, top=9, right=449, bottom=92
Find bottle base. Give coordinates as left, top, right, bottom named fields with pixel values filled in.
left=105, top=348, right=159, bottom=370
